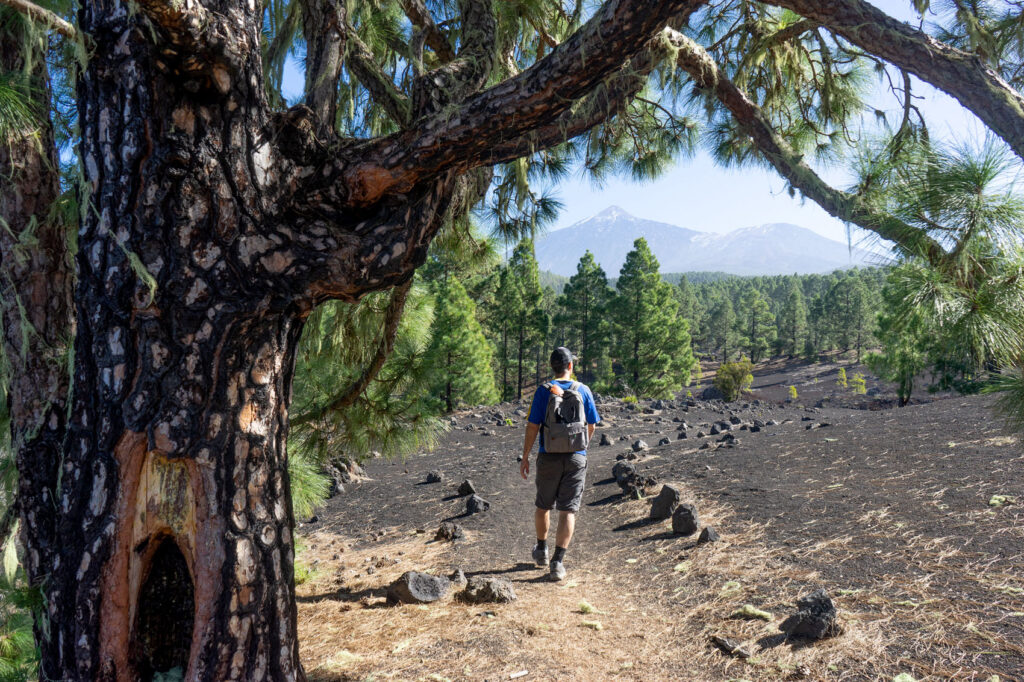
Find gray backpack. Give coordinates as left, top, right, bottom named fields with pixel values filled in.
left=541, top=381, right=589, bottom=453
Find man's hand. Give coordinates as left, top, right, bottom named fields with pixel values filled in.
left=520, top=456, right=530, bottom=480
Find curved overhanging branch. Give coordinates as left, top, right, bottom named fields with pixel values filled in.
left=763, top=0, right=1024, bottom=161
left=0, top=0, right=76, bottom=38
left=666, top=29, right=948, bottom=266
left=346, top=30, right=412, bottom=126
left=330, top=0, right=709, bottom=206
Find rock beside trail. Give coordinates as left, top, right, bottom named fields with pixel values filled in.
left=632, top=439, right=649, bottom=452
left=612, top=461, right=637, bottom=487
left=449, top=569, right=467, bottom=589
left=425, top=470, right=443, bottom=484
left=780, top=589, right=842, bottom=640
left=672, top=503, right=700, bottom=535
left=458, top=479, right=477, bottom=496
left=599, top=433, right=612, bottom=446
left=387, top=571, right=450, bottom=605
left=462, top=575, right=517, bottom=603
left=435, top=522, right=464, bottom=541
left=650, top=485, right=681, bottom=520
left=697, top=526, right=720, bottom=544
left=466, top=495, right=490, bottom=514
left=658, top=437, right=671, bottom=446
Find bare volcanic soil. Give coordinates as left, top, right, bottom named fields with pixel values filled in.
left=296, top=362, right=1024, bottom=681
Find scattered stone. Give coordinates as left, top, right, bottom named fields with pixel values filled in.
left=711, top=634, right=752, bottom=659
left=676, top=431, right=687, bottom=440
left=699, top=442, right=712, bottom=450
left=324, top=464, right=346, bottom=497
left=458, top=479, right=477, bottom=496
left=386, top=571, right=450, bottom=605
left=716, top=421, right=733, bottom=432
left=753, top=419, right=766, bottom=428
left=696, top=431, right=706, bottom=438
left=449, top=569, right=467, bottom=589
left=599, top=433, right=612, bottom=446
left=697, top=526, right=720, bottom=544
left=466, top=495, right=490, bottom=514
left=612, top=461, right=637, bottom=484
left=801, top=416, right=813, bottom=421
left=435, top=522, right=464, bottom=541
left=780, top=589, right=842, bottom=640
left=632, top=439, right=649, bottom=452
left=672, top=503, right=700, bottom=535
left=729, top=415, right=742, bottom=425
left=767, top=419, right=779, bottom=426
left=425, top=470, right=443, bottom=484
left=462, top=575, right=517, bottom=603
left=709, top=424, right=721, bottom=436
left=650, top=485, right=681, bottom=520
left=749, top=425, right=761, bottom=433
left=658, top=437, right=671, bottom=446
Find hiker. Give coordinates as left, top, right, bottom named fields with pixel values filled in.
left=520, top=347, right=601, bottom=580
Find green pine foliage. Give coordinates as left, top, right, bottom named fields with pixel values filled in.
left=779, top=279, right=808, bottom=356
left=424, top=277, right=499, bottom=412
left=554, top=251, right=614, bottom=390
left=289, top=284, right=443, bottom=473
left=737, top=286, right=775, bottom=363
left=609, top=238, right=695, bottom=398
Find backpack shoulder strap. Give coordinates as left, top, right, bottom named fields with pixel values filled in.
left=569, top=381, right=580, bottom=392
left=543, top=382, right=553, bottom=391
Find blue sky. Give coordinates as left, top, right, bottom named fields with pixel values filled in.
left=280, top=0, right=992, bottom=244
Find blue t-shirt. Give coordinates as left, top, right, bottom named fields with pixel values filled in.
left=528, top=379, right=601, bottom=455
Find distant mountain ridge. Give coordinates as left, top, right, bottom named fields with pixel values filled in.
left=535, top=206, right=879, bottom=277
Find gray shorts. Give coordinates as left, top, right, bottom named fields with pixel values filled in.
left=535, top=452, right=587, bottom=512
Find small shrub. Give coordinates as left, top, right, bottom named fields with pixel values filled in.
left=850, top=372, right=867, bottom=395
left=714, top=358, right=754, bottom=402
left=685, top=390, right=693, bottom=399
left=788, top=385, right=798, bottom=401
left=620, top=395, right=638, bottom=405
left=836, top=367, right=848, bottom=388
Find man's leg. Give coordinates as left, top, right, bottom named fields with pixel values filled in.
left=555, top=510, right=575, bottom=549
left=535, top=507, right=550, bottom=541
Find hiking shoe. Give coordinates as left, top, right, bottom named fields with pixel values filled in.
left=532, top=543, right=549, bottom=567
left=549, top=559, right=566, bottom=581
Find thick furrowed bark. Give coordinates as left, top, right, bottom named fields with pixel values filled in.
left=765, top=0, right=1024, bottom=161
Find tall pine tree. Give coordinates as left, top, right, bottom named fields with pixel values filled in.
left=425, top=278, right=499, bottom=412
left=779, top=279, right=808, bottom=356
left=555, top=251, right=613, bottom=387
left=707, top=295, right=737, bottom=362
left=610, top=239, right=695, bottom=398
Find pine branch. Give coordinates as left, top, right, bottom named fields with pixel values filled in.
left=332, top=0, right=708, bottom=206
left=290, top=279, right=413, bottom=427
left=346, top=30, right=412, bottom=126
left=764, top=0, right=1024, bottom=162
left=399, top=0, right=457, bottom=63
left=0, top=0, right=76, bottom=39
left=667, top=28, right=948, bottom=266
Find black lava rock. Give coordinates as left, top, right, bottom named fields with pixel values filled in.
left=697, top=526, right=720, bottom=544
left=458, top=479, right=476, bottom=496
left=672, top=503, right=700, bottom=535
left=466, top=494, right=490, bottom=514
left=461, top=575, right=517, bottom=603
left=780, top=589, right=843, bottom=640
left=387, top=571, right=450, bottom=605
left=425, top=470, right=443, bottom=484
left=650, top=485, right=681, bottom=520
left=435, top=522, right=464, bottom=541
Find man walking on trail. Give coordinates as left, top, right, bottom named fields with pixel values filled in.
left=520, top=347, right=601, bottom=581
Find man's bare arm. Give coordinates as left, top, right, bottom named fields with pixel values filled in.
left=521, top=422, right=541, bottom=480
